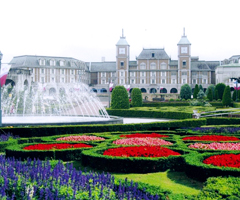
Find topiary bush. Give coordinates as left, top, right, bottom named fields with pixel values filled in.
left=111, top=86, right=130, bottom=109
left=131, top=88, right=143, bottom=107
left=180, top=84, right=192, bottom=100
left=193, top=84, right=199, bottom=99
left=215, top=83, right=226, bottom=100
left=222, top=85, right=231, bottom=107
left=207, top=88, right=213, bottom=101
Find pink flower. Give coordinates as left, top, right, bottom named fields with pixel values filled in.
left=113, top=138, right=173, bottom=146
left=56, top=135, right=105, bottom=142
left=189, top=143, right=240, bottom=150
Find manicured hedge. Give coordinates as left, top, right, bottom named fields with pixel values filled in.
left=81, top=146, right=188, bottom=173
left=0, top=139, right=17, bottom=152
left=0, top=118, right=207, bottom=138
left=206, top=117, right=240, bottom=125
left=107, top=109, right=192, bottom=119
left=142, top=102, right=189, bottom=107
left=184, top=152, right=240, bottom=181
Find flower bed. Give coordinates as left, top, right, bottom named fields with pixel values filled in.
left=203, top=154, right=240, bottom=168
left=120, top=133, right=169, bottom=138
left=188, top=143, right=240, bottom=150
left=56, top=135, right=105, bottom=142
left=113, top=138, right=173, bottom=146
left=24, top=143, right=93, bottom=150
left=103, top=146, right=181, bottom=157
left=183, top=135, right=239, bottom=141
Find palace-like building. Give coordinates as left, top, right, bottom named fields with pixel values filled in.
left=7, top=30, right=232, bottom=98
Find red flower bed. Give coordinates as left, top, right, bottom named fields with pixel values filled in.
left=120, top=133, right=169, bottom=138
left=183, top=135, right=239, bottom=141
left=103, top=146, right=181, bottom=157
left=24, top=143, right=93, bottom=150
left=203, top=154, right=240, bottom=168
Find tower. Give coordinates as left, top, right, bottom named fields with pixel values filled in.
left=116, top=29, right=130, bottom=85
left=177, top=28, right=191, bottom=85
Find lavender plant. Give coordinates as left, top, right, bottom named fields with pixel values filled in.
left=189, top=127, right=240, bottom=134
left=0, top=155, right=159, bottom=199
left=0, top=132, right=19, bottom=142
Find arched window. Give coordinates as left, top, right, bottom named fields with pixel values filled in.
left=60, top=60, right=65, bottom=66
left=150, top=63, right=156, bottom=69
left=50, top=59, right=55, bottom=66
left=140, top=63, right=146, bottom=69
left=170, top=88, right=178, bottom=93
left=160, top=62, right=167, bottom=69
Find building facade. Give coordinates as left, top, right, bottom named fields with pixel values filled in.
left=7, top=31, right=225, bottom=98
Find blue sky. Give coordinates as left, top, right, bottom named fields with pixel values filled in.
left=0, top=0, right=239, bottom=64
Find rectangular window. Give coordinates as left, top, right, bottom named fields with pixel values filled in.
left=151, top=79, right=156, bottom=84
left=51, top=69, right=55, bottom=74
left=41, top=77, right=44, bottom=83
left=131, top=79, right=135, bottom=84
left=120, top=71, right=124, bottom=77
left=71, top=70, right=74, bottom=75
left=171, top=72, right=176, bottom=76
left=120, top=61, right=124, bottom=67
left=202, top=79, right=207, bottom=84
left=151, top=71, right=156, bottom=76
left=193, top=79, right=197, bottom=84
left=182, top=79, right=187, bottom=84
left=140, top=63, right=146, bottom=69
left=162, top=79, right=166, bottom=84
left=152, top=53, right=155, bottom=57
left=182, top=61, right=186, bottom=67
left=41, top=69, right=44, bottom=74
left=101, top=72, right=106, bottom=77
left=50, top=60, right=55, bottom=66
left=171, top=79, right=176, bottom=84
left=51, top=77, right=55, bottom=83
left=111, top=72, right=116, bottom=77
left=141, top=72, right=145, bottom=77
left=101, top=79, right=105, bottom=84
left=62, top=69, right=65, bottom=75
left=182, top=72, right=187, bottom=76
left=141, top=79, right=145, bottom=84
left=161, top=71, right=166, bottom=76
left=71, top=78, right=74, bottom=83
left=202, top=72, right=208, bottom=76
left=120, top=79, right=124, bottom=84
left=130, top=72, right=135, bottom=77
left=192, top=72, right=197, bottom=76
left=61, top=78, right=65, bottom=83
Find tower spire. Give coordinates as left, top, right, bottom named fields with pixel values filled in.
left=183, top=27, right=185, bottom=36
left=122, top=29, right=124, bottom=37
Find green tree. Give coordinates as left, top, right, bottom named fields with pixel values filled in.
left=215, top=83, right=226, bottom=100
left=131, top=88, right=143, bottom=107
left=193, top=84, right=199, bottom=99
left=180, top=84, right=192, bottom=100
left=207, top=88, right=213, bottom=101
left=222, top=86, right=231, bottom=107
left=197, top=89, right=205, bottom=100
left=205, top=84, right=215, bottom=99
left=199, top=85, right=203, bottom=91
left=111, top=86, right=130, bottom=109
left=232, top=89, right=240, bottom=102
left=215, top=89, right=219, bottom=100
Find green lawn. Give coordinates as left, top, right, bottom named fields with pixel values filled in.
left=72, top=161, right=203, bottom=196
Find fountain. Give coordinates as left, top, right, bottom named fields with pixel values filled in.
left=1, top=83, right=122, bottom=126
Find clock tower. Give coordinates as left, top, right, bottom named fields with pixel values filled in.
left=116, top=29, right=130, bottom=85
left=177, top=28, right=191, bottom=85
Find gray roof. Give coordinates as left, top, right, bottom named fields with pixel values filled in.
left=137, top=48, right=169, bottom=60
left=129, top=60, right=137, bottom=67
left=177, top=35, right=191, bottom=45
left=191, top=61, right=211, bottom=71
left=10, top=55, right=85, bottom=69
left=87, top=62, right=116, bottom=72
left=205, top=61, right=220, bottom=71
left=169, top=60, right=178, bottom=66
left=116, top=36, right=129, bottom=46
left=229, top=55, right=240, bottom=60
left=216, top=63, right=240, bottom=68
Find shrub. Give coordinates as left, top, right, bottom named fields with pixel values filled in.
left=180, top=84, right=192, bottom=100
left=222, top=85, right=231, bottom=107
left=111, top=86, right=130, bottom=109
left=215, top=83, right=226, bottom=100
left=205, top=84, right=215, bottom=99
left=193, top=84, right=199, bottom=99
left=207, top=88, right=213, bottom=101
left=131, top=88, right=143, bottom=107
left=215, top=89, right=219, bottom=100
left=197, top=89, right=205, bottom=100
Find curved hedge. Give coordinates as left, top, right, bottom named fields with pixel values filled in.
left=81, top=145, right=189, bottom=173
left=184, top=152, right=240, bottom=181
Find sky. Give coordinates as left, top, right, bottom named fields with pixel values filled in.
left=0, top=0, right=240, bottom=64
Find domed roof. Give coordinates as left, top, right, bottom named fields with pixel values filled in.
left=116, top=36, right=129, bottom=46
